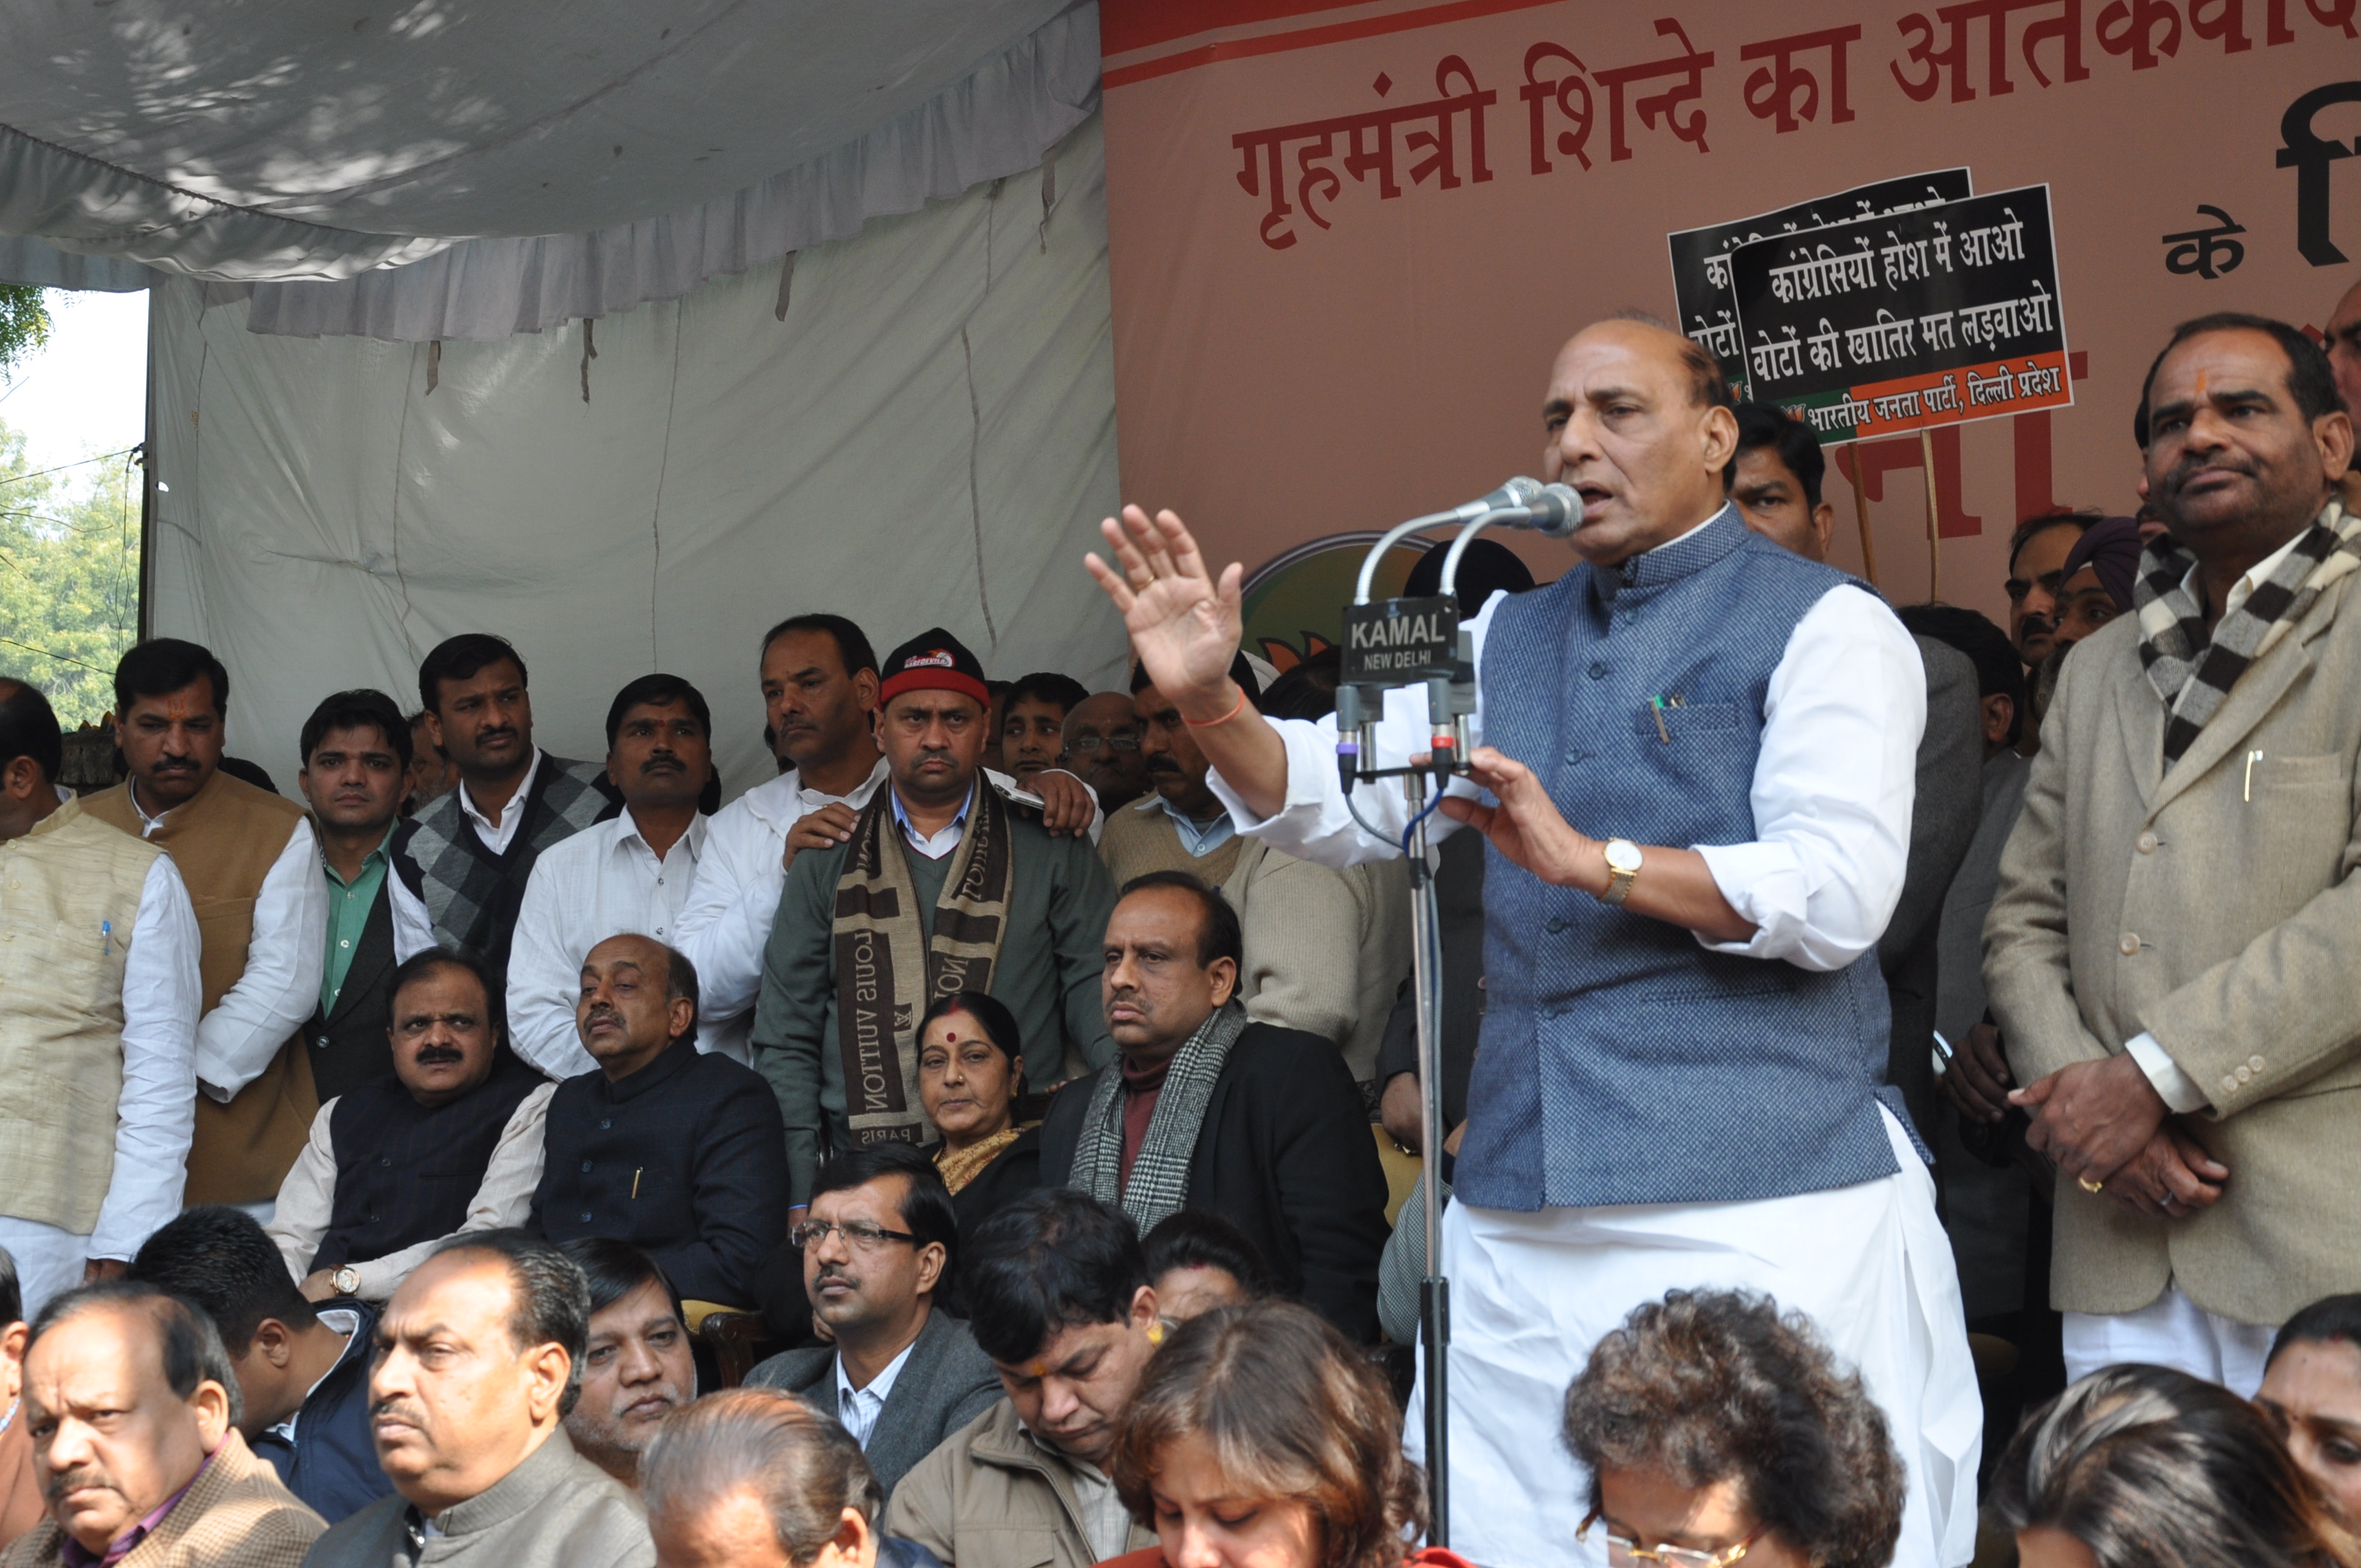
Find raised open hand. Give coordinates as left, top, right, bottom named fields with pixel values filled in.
left=1084, top=505, right=1246, bottom=717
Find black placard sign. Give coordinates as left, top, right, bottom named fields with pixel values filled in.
left=1727, top=183, right=2072, bottom=441
left=1669, top=168, right=1972, bottom=397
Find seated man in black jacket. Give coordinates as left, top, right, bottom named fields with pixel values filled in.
left=1040, top=871, right=1388, bottom=1340
left=265, top=948, right=551, bottom=1303
left=532, top=934, right=789, bottom=1307
left=126, top=1205, right=393, bottom=1524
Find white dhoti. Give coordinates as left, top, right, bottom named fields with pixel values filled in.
left=1407, top=1108, right=1980, bottom=1568
left=2061, top=1287, right=2275, bottom=1398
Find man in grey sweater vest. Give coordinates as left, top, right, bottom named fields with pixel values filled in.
left=302, top=1231, right=652, bottom=1568
left=1087, top=318, right=1980, bottom=1568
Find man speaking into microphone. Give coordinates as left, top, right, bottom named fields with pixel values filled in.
left=1084, top=317, right=1979, bottom=1568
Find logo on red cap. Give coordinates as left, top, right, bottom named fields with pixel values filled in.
left=904, top=650, right=957, bottom=669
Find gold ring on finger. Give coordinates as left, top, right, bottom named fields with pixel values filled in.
left=2078, top=1177, right=2104, bottom=1194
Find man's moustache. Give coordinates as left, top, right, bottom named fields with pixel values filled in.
left=45, top=1467, right=111, bottom=1504
left=1145, top=757, right=1183, bottom=775
left=413, top=1045, right=465, bottom=1066
left=2164, top=454, right=2256, bottom=494
left=371, top=1396, right=427, bottom=1424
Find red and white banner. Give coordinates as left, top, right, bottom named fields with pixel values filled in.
left=1100, top=0, right=2361, bottom=640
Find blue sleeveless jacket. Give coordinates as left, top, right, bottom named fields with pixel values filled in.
left=1455, top=506, right=1901, bottom=1212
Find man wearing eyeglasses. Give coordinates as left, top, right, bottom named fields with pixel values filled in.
left=745, top=1144, right=998, bottom=1500
left=1060, top=692, right=1153, bottom=811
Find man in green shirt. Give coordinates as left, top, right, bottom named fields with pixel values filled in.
left=754, top=630, right=1117, bottom=1209
left=296, top=690, right=437, bottom=1102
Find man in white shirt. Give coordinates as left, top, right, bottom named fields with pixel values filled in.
left=745, top=1145, right=998, bottom=1500
left=1085, top=317, right=1979, bottom=1568
left=81, top=639, right=323, bottom=1222
left=676, top=616, right=1101, bottom=1067
left=0, top=678, right=201, bottom=1321
left=510, top=675, right=730, bottom=1077
left=396, top=634, right=615, bottom=992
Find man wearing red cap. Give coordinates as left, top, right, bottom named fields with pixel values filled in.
left=752, top=630, right=1120, bottom=1208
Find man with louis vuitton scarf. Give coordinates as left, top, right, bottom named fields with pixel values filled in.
left=752, top=631, right=1118, bottom=1211
left=1987, top=313, right=2361, bottom=1395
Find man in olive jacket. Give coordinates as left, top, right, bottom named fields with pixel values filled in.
left=753, top=631, right=1117, bottom=1209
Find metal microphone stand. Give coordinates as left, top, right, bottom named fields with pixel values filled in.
left=1335, top=525, right=1499, bottom=1549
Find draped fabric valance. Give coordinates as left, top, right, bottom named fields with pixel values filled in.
left=0, top=1, right=1100, bottom=341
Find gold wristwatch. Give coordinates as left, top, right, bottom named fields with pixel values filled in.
left=332, top=1266, right=362, bottom=1297
left=1600, top=839, right=1643, bottom=906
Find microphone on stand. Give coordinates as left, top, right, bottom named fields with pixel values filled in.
left=1486, top=481, right=1582, bottom=537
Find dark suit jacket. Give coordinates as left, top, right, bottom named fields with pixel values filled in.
left=1040, top=1022, right=1390, bottom=1341
left=745, top=1308, right=1002, bottom=1500
left=305, top=854, right=404, bottom=1106
left=1879, top=634, right=1984, bottom=1143
left=531, top=1039, right=790, bottom=1305
left=250, top=1302, right=396, bottom=1525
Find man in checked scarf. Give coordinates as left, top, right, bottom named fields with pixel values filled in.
left=1987, top=312, right=2358, bottom=1395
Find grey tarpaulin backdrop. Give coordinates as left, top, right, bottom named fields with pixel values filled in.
left=145, top=111, right=1124, bottom=798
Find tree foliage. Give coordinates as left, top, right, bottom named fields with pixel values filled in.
left=0, top=286, right=52, bottom=377
left=0, top=419, right=140, bottom=725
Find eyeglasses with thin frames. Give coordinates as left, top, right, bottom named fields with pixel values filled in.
left=1578, top=1513, right=1767, bottom=1568
left=1066, top=733, right=1142, bottom=753
left=788, top=1219, right=918, bottom=1251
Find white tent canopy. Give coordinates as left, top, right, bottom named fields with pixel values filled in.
left=1, top=2, right=1125, bottom=790
left=0, top=1, right=1100, bottom=338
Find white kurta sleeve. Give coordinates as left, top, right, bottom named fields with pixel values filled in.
left=347, top=1083, right=555, bottom=1301
left=1690, top=585, right=1924, bottom=972
left=193, top=819, right=329, bottom=1100
left=264, top=1100, right=340, bottom=1282
left=89, top=855, right=201, bottom=1261
left=674, top=805, right=780, bottom=1031
left=385, top=868, right=438, bottom=964
left=505, top=861, right=599, bottom=1081
left=989, top=767, right=1107, bottom=845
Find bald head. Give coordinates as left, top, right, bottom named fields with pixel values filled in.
left=1540, top=318, right=1741, bottom=567
left=2326, top=278, right=2361, bottom=426
left=576, top=934, right=700, bottom=1080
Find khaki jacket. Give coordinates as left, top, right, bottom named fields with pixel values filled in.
left=1984, top=538, right=2361, bottom=1324
left=0, top=1431, right=322, bottom=1568
left=882, top=1398, right=1156, bottom=1568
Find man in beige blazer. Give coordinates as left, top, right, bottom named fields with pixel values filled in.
left=1985, top=311, right=2358, bottom=1395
